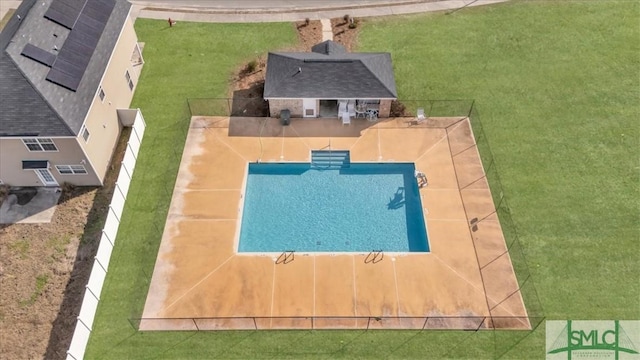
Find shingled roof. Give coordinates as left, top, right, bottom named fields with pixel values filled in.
left=0, top=0, right=131, bottom=137
left=264, top=40, right=397, bottom=99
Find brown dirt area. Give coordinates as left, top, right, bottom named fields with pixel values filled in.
left=230, top=18, right=360, bottom=116
left=0, top=128, right=130, bottom=360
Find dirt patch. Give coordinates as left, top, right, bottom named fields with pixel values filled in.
left=228, top=18, right=359, bottom=117
left=331, top=16, right=361, bottom=51
left=293, top=19, right=323, bottom=52
left=229, top=20, right=323, bottom=117
left=0, top=128, right=130, bottom=360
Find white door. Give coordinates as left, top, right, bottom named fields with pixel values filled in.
left=302, top=99, right=316, bottom=118
left=35, top=169, right=59, bottom=186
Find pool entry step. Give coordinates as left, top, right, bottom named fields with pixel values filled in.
left=311, top=150, right=351, bottom=169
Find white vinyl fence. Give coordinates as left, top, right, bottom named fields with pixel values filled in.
left=66, top=110, right=146, bottom=360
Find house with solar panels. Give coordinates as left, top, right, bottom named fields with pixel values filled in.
left=264, top=40, right=397, bottom=121
left=0, top=0, right=144, bottom=187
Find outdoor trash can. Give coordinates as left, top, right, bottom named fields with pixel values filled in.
left=281, top=109, right=291, bottom=126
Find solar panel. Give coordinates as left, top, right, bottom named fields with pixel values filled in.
left=81, top=2, right=111, bottom=23
left=43, top=0, right=86, bottom=29
left=303, top=59, right=354, bottom=63
left=76, top=13, right=104, bottom=32
left=51, top=58, right=84, bottom=78
left=47, top=68, right=81, bottom=91
left=46, top=0, right=115, bottom=91
left=21, top=44, right=56, bottom=67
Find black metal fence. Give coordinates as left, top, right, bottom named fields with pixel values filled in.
left=132, top=315, right=541, bottom=332
left=116, top=98, right=546, bottom=359
left=181, top=98, right=544, bottom=328
left=186, top=97, right=476, bottom=118
left=188, top=97, right=269, bottom=117
left=466, top=101, right=544, bottom=325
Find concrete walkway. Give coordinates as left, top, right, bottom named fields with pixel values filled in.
left=320, top=19, right=333, bottom=41
left=134, top=0, right=508, bottom=22
left=0, top=187, right=61, bottom=224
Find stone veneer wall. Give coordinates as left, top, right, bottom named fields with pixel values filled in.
left=268, top=99, right=304, bottom=117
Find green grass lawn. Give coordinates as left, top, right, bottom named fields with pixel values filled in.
left=86, top=1, right=639, bottom=358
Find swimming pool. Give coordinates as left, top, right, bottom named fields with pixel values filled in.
left=237, top=161, right=429, bottom=253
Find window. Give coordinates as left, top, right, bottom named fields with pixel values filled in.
left=56, top=165, right=87, bottom=175
left=125, top=70, right=134, bottom=90
left=81, top=126, right=90, bottom=142
left=98, top=87, right=105, bottom=102
left=22, top=138, right=58, bottom=152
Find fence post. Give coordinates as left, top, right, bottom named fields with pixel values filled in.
left=422, top=317, right=429, bottom=330
left=109, top=205, right=120, bottom=223
left=77, top=316, right=92, bottom=332
left=132, top=122, right=142, bottom=145
left=101, top=230, right=114, bottom=247
left=128, top=142, right=137, bottom=161
left=116, top=183, right=127, bottom=202
left=253, top=317, right=258, bottom=330
left=192, top=318, right=200, bottom=331
left=85, top=284, right=100, bottom=302
left=121, top=160, right=132, bottom=181
left=468, top=99, right=475, bottom=118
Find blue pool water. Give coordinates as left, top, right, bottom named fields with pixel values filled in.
left=238, top=163, right=429, bottom=253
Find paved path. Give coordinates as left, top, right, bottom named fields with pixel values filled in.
left=134, top=0, right=426, bottom=10
left=320, top=19, right=333, bottom=41
left=133, top=0, right=509, bottom=22
left=1, top=0, right=509, bottom=25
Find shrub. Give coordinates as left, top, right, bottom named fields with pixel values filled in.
left=246, top=60, right=258, bottom=73
left=390, top=100, right=407, bottom=117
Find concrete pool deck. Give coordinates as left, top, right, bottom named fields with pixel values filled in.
left=140, top=116, right=529, bottom=330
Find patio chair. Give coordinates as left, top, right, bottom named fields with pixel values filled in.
left=347, top=101, right=356, bottom=117
left=367, top=109, right=378, bottom=122
left=416, top=108, right=426, bottom=122
left=342, top=111, right=351, bottom=125
left=338, top=100, right=347, bottom=117
left=355, top=102, right=367, bottom=118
